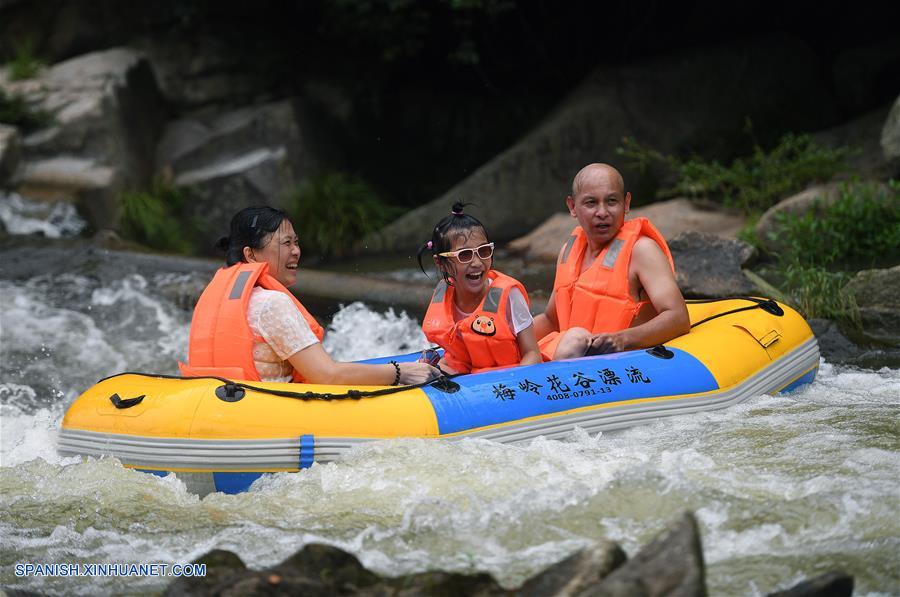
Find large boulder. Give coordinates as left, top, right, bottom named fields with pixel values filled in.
left=589, top=512, right=706, bottom=597
left=880, top=94, right=900, bottom=168
left=1, top=47, right=167, bottom=230
left=155, top=100, right=320, bottom=253
left=668, top=232, right=758, bottom=298
left=365, top=35, right=839, bottom=254
left=812, top=101, right=897, bottom=179
left=844, top=265, right=900, bottom=347
left=509, top=199, right=746, bottom=262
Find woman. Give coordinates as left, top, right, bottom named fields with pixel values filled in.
left=180, top=206, right=439, bottom=385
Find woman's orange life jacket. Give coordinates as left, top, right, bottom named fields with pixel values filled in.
left=179, top=262, right=324, bottom=381
left=422, top=270, right=529, bottom=374
left=539, top=217, right=674, bottom=359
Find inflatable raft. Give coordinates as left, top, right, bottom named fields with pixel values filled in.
left=59, top=298, right=819, bottom=495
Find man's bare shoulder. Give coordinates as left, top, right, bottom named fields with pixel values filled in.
left=632, top=236, right=668, bottom=265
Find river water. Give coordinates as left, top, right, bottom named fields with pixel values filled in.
left=0, top=211, right=898, bottom=595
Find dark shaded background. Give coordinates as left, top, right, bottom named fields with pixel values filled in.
left=2, top=0, right=898, bottom=206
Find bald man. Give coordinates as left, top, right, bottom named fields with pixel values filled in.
left=533, top=163, right=690, bottom=359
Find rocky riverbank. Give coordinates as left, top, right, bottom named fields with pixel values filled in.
left=164, top=512, right=852, bottom=597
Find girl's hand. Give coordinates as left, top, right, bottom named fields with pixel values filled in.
left=399, top=362, right=440, bottom=385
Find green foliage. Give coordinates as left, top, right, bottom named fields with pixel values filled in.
left=777, top=262, right=860, bottom=324
left=761, top=181, right=899, bottom=323
left=0, top=89, right=52, bottom=131
left=119, top=182, right=204, bottom=254
left=7, top=39, right=45, bottom=81
left=287, top=172, right=404, bottom=259
left=771, top=180, right=900, bottom=269
left=617, top=133, right=851, bottom=214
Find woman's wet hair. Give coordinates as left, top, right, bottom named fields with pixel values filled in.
left=416, top=201, right=489, bottom=285
left=217, top=206, right=289, bottom=266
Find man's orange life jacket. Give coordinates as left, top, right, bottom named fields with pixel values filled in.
left=179, top=262, right=324, bottom=381
left=422, top=270, right=529, bottom=374
left=539, top=217, right=674, bottom=359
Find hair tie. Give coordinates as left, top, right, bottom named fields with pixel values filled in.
left=451, top=209, right=463, bottom=215
left=426, top=241, right=433, bottom=249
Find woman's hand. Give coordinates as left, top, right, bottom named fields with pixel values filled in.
left=399, top=362, right=440, bottom=385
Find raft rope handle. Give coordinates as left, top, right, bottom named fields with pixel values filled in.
left=686, top=296, right=784, bottom=329
left=98, top=366, right=462, bottom=402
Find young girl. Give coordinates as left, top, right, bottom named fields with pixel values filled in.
left=417, top=202, right=542, bottom=374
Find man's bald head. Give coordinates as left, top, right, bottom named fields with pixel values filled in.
left=571, top=163, right=625, bottom=198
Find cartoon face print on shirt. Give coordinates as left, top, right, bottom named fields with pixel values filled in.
left=471, top=315, right=496, bottom=336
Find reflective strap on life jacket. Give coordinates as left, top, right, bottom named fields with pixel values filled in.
left=422, top=270, right=529, bottom=373
left=552, top=217, right=674, bottom=336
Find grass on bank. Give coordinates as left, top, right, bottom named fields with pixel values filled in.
left=765, top=180, right=899, bottom=323
left=286, top=172, right=404, bottom=260
left=119, top=181, right=206, bottom=254
left=617, top=132, right=851, bottom=214
left=617, top=132, right=895, bottom=323
left=0, top=88, right=52, bottom=132
left=6, top=39, right=46, bottom=81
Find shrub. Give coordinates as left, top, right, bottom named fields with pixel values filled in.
left=617, top=132, right=851, bottom=214
left=286, top=172, right=404, bottom=259
left=7, top=39, right=45, bottom=81
left=119, top=182, right=205, bottom=254
left=776, top=261, right=860, bottom=324
left=0, top=89, right=52, bottom=131
left=771, top=180, right=900, bottom=269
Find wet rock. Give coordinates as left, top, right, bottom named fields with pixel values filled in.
left=881, top=94, right=900, bottom=168
left=509, top=200, right=746, bottom=262
left=668, top=232, right=757, bottom=298
left=518, top=540, right=626, bottom=596
left=156, top=100, right=321, bottom=254
left=844, top=265, right=900, bottom=347
left=0, top=124, right=20, bottom=183
left=587, top=512, right=706, bottom=597
left=164, top=549, right=247, bottom=597
left=366, top=35, right=839, bottom=253
left=0, top=47, right=167, bottom=230
left=767, top=570, right=853, bottom=597
left=808, top=319, right=864, bottom=362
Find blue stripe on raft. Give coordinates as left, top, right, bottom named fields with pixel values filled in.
left=299, top=434, right=315, bottom=469
left=213, top=472, right=264, bottom=494
left=137, top=469, right=169, bottom=478
left=778, top=367, right=817, bottom=394
left=421, top=347, right=719, bottom=435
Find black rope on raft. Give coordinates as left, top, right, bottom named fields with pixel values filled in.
left=98, top=367, right=462, bottom=401
left=686, top=296, right=784, bottom=329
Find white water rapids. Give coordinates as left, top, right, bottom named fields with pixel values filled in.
left=0, top=273, right=898, bottom=596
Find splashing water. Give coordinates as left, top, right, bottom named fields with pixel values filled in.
left=0, top=193, right=87, bottom=238
left=0, top=274, right=898, bottom=596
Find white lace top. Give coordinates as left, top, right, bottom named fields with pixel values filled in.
left=247, top=288, right=320, bottom=382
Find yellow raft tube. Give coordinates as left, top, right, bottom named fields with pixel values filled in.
left=60, top=298, right=819, bottom=494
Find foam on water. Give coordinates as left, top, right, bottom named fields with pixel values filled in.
left=0, top=192, right=87, bottom=238
left=1, top=275, right=898, bottom=595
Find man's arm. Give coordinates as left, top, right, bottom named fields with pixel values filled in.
left=592, top=237, right=689, bottom=352
left=532, top=290, right=559, bottom=340
left=621, top=237, right=690, bottom=348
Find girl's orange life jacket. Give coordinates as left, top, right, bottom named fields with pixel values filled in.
left=422, top=270, right=529, bottom=374
left=539, top=217, right=674, bottom=359
left=179, top=262, right=324, bottom=381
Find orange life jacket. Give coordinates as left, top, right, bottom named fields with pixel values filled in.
left=539, top=217, right=674, bottom=359
left=179, top=262, right=324, bottom=381
left=422, top=270, right=529, bottom=374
